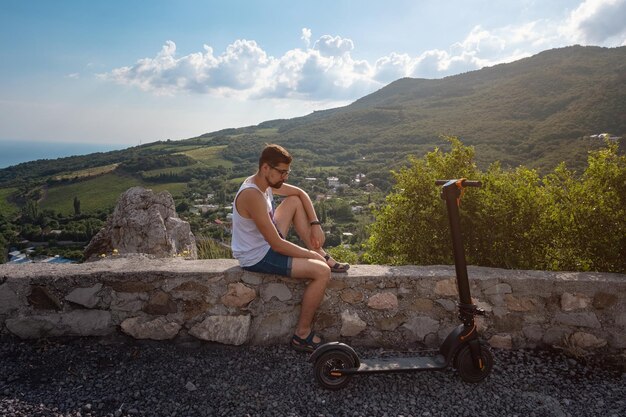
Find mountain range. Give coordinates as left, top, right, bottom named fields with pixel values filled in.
left=242, top=44, right=625, bottom=170
left=1, top=45, right=624, bottom=195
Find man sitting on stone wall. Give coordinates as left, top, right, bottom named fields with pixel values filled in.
left=231, top=143, right=349, bottom=352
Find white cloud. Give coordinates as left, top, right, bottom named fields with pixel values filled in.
left=301, top=28, right=312, bottom=47
left=313, top=35, right=355, bottom=57
left=411, top=50, right=452, bottom=78
left=102, top=0, right=625, bottom=101
left=454, top=26, right=506, bottom=56
left=564, top=0, right=626, bottom=43
left=102, top=35, right=381, bottom=101
left=373, top=53, right=413, bottom=82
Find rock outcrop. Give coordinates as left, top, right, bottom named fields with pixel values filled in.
left=84, top=187, right=197, bottom=261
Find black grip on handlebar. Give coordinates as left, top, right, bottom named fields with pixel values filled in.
left=435, top=179, right=482, bottom=187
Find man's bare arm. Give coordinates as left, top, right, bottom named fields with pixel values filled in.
left=274, top=183, right=325, bottom=249
left=274, top=183, right=318, bottom=221
left=238, top=188, right=323, bottom=260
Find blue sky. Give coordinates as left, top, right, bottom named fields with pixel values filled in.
left=1, top=0, right=625, bottom=147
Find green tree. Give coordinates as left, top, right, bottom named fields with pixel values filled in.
left=21, top=199, right=43, bottom=225
left=73, top=196, right=81, bottom=215
left=316, top=200, right=327, bottom=224
left=542, top=141, right=626, bottom=272
left=465, top=164, right=549, bottom=269
left=326, top=245, right=359, bottom=265
left=176, top=200, right=191, bottom=213
left=366, top=137, right=626, bottom=273
left=326, top=199, right=355, bottom=222
left=367, top=137, right=478, bottom=265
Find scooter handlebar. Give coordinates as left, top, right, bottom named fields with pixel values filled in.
left=435, top=179, right=482, bottom=187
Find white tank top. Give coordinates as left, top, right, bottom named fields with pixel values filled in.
left=231, top=176, right=274, bottom=267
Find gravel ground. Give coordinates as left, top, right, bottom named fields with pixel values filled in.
left=0, top=335, right=624, bottom=417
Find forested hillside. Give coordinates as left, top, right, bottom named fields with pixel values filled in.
left=230, top=45, right=625, bottom=171
left=2, top=45, right=623, bottom=188
left=0, top=45, right=624, bottom=268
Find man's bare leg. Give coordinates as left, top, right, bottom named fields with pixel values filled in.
left=273, top=195, right=340, bottom=264
left=290, top=258, right=330, bottom=343
left=274, top=196, right=335, bottom=343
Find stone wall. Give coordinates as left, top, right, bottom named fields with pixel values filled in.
left=1, top=257, right=624, bottom=356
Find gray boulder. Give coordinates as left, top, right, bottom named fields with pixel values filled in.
left=189, top=315, right=251, bottom=345
left=84, top=187, right=197, bottom=260
left=6, top=310, right=113, bottom=338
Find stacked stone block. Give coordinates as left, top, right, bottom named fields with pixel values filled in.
left=0, top=258, right=624, bottom=357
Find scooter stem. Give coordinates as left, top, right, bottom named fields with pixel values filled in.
left=439, top=179, right=481, bottom=325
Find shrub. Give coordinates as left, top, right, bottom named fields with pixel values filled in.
left=366, top=137, right=626, bottom=273
left=196, top=234, right=232, bottom=259
left=326, top=245, right=359, bottom=265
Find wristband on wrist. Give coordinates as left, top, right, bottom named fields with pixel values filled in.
left=310, top=220, right=322, bottom=226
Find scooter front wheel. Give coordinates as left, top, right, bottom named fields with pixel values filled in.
left=456, top=344, right=494, bottom=383
left=313, top=350, right=355, bottom=390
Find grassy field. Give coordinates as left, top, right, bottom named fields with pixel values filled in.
left=52, top=163, right=119, bottom=181
left=40, top=172, right=187, bottom=214
left=0, top=187, right=18, bottom=217
left=252, top=128, right=279, bottom=138
left=148, top=182, right=187, bottom=197
left=139, top=145, right=233, bottom=178
left=178, top=145, right=233, bottom=168
left=141, top=164, right=199, bottom=177
left=141, top=143, right=202, bottom=152
left=228, top=176, right=248, bottom=185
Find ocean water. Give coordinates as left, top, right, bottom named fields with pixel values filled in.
left=0, top=140, right=126, bottom=169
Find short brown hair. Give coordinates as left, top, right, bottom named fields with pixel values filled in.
left=259, top=144, right=292, bottom=169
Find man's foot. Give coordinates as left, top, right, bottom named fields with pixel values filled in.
left=323, top=253, right=350, bottom=273
left=291, top=331, right=323, bottom=352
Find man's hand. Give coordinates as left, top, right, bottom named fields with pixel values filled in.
left=309, top=224, right=325, bottom=250
left=308, top=249, right=326, bottom=262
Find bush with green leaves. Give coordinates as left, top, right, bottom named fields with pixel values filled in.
left=540, top=142, right=626, bottom=271
left=366, top=137, right=626, bottom=273
left=326, top=245, right=359, bottom=265
left=196, top=234, right=232, bottom=259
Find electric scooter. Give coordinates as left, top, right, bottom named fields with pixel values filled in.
left=309, top=179, right=494, bottom=390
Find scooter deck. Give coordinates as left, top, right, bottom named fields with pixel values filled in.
left=348, top=354, right=447, bottom=374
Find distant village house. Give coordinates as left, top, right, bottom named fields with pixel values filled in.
left=327, top=177, right=340, bottom=188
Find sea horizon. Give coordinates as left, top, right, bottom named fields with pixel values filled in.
left=0, top=139, right=127, bottom=169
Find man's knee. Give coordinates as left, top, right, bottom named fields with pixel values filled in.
left=305, top=259, right=330, bottom=281
left=283, top=195, right=303, bottom=209
left=315, top=263, right=331, bottom=282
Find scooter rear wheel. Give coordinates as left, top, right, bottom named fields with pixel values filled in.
left=313, top=350, right=355, bottom=390
left=456, top=344, right=494, bottom=383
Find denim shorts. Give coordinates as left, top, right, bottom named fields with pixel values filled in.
left=242, top=247, right=293, bottom=277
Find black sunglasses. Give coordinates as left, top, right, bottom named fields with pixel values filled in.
left=269, top=165, right=291, bottom=176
